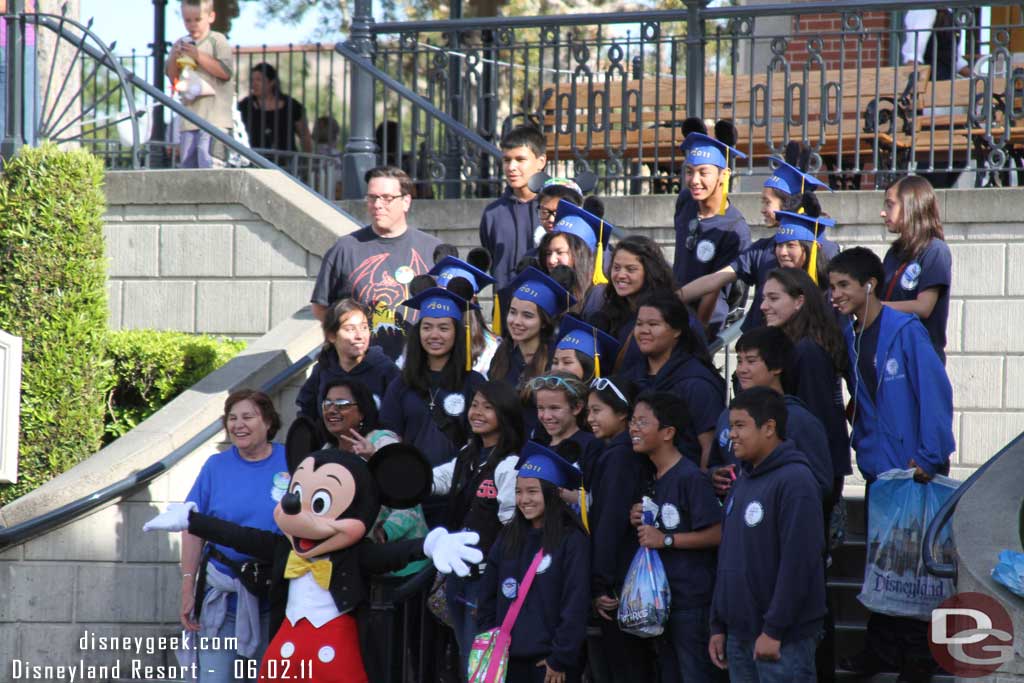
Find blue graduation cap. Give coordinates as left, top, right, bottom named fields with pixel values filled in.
left=507, top=266, right=576, bottom=318
left=428, top=256, right=495, bottom=294
left=555, top=315, right=621, bottom=378
left=773, top=211, right=835, bottom=244
left=552, top=200, right=614, bottom=286
left=763, top=157, right=832, bottom=196
left=680, top=132, right=747, bottom=169
left=400, top=287, right=477, bottom=322
left=517, top=441, right=582, bottom=489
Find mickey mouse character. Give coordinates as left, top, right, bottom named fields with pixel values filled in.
left=145, top=417, right=481, bottom=683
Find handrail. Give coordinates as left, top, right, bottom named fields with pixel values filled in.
left=923, top=431, right=1024, bottom=579
left=0, top=345, right=322, bottom=550
left=335, top=40, right=503, bottom=160
left=372, top=0, right=1017, bottom=33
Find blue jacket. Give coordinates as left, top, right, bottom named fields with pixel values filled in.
left=843, top=307, right=954, bottom=480
left=478, top=527, right=591, bottom=673
left=479, top=189, right=539, bottom=290
left=710, top=440, right=825, bottom=643
left=788, top=339, right=852, bottom=478
left=295, top=346, right=399, bottom=420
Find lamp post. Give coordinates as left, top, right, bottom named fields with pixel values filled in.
left=1, top=0, right=26, bottom=161
left=149, top=0, right=168, bottom=167
left=341, top=0, right=378, bottom=199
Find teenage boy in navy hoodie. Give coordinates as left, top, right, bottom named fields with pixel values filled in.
left=479, top=125, right=548, bottom=290
left=828, top=247, right=954, bottom=683
left=629, top=391, right=725, bottom=683
left=709, top=386, right=826, bottom=683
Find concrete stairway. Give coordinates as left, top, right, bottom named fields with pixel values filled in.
left=830, top=496, right=954, bottom=682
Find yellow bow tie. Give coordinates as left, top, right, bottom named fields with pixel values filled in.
left=283, top=552, right=333, bottom=590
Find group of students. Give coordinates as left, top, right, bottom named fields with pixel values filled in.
left=279, top=121, right=958, bottom=683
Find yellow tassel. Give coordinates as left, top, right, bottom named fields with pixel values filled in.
left=491, top=295, right=501, bottom=337
left=797, top=177, right=806, bottom=214
left=718, top=149, right=729, bottom=216
left=580, top=487, right=590, bottom=532
left=592, top=220, right=609, bottom=286
left=593, top=329, right=601, bottom=378
left=808, top=220, right=820, bottom=285
left=465, top=304, right=473, bottom=372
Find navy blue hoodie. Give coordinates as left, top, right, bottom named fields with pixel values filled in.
left=788, top=338, right=852, bottom=478
left=710, top=440, right=826, bottom=643
left=295, top=345, right=400, bottom=419
left=588, top=431, right=650, bottom=598
left=478, top=527, right=590, bottom=673
left=710, top=394, right=833, bottom=501
left=479, top=189, right=540, bottom=290
left=620, top=348, right=725, bottom=465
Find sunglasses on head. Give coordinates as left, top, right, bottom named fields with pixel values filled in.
left=527, top=375, right=583, bottom=398
left=589, top=377, right=628, bottom=405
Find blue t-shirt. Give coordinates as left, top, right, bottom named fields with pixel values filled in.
left=882, top=238, right=951, bottom=362
left=673, top=198, right=751, bottom=330
left=186, top=443, right=289, bottom=576
left=650, top=457, right=722, bottom=608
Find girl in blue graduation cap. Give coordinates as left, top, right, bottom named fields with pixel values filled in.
left=477, top=442, right=590, bottom=683
left=549, top=314, right=621, bottom=384
left=678, top=141, right=840, bottom=333
left=537, top=199, right=614, bottom=320
left=378, top=287, right=486, bottom=523
left=429, top=254, right=502, bottom=376
left=489, top=266, right=576, bottom=390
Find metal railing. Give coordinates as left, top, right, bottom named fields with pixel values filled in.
left=335, top=0, right=1024, bottom=198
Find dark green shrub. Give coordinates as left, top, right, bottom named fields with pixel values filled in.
left=0, top=144, right=110, bottom=505
left=104, top=330, right=246, bottom=442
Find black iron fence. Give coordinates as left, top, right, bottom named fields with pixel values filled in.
left=338, top=0, right=1024, bottom=198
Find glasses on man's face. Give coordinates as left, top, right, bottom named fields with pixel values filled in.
left=527, top=375, right=583, bottom=398
left=365, top=193, right=406, bottom=206
left=539, top=207, right=558, bottom=221
left=628, top=416, right=659, bottom=430
left=590, top=377, right=628, bottom=405
left=322, top=399, right=357, bottom=411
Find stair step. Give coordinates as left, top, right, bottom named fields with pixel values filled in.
left=835, top=672, right=955, bottom=682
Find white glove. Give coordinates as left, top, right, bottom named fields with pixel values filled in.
left=423, top=528, right=483, bottom=577
left=143, top=502, right=197, bottom=532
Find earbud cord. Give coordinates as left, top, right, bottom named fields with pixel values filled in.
left=850, top=283, right=872, bottom=428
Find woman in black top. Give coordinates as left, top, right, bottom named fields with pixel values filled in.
left=238, top=62, right=313, bottom=164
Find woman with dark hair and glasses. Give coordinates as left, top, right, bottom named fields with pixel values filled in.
left=620, top=291, right=725, bottom=469
left=296, top=298, right=399, bottom=421
left=430, top=380, right=525, bottom=676
left=585, top=377, right=657, bottom=683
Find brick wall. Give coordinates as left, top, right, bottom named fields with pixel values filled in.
left=785, top=11, right=893, bottom=71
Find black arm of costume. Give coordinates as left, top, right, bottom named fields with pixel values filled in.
left=188, top=512, right=281, bottom=563
left=358, top=538, right=426, bottom=575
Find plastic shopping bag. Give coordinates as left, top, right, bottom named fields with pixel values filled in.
left=617, top=508, right=671, bottom=637
left=858, top=469, right=960, bottom=620
left=992, top=550, right=1024, bottom=598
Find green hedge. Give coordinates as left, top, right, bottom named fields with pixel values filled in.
left=0, top=144, right=111, bottom=505
left=104, top=330, right=246, bottom=442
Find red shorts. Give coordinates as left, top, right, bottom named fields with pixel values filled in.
left=260, top=614, right=367, bottom=683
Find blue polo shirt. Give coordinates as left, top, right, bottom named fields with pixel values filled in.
left=649, top=456, right=722, bottom=608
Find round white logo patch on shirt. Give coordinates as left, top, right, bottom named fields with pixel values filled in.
left=660, top=503, right=681, bottom=530
left=443, top=393, right=466, bottom=417
left=696, top=239, right=716, bottom=263
left=744, top=501, right=765, bottom=527
left=502, top=578, right=518, bottom=599
left=885, top=359, right=899, bottom=377
left=900, top=262, right=922, bottom=291
left=395, top=265, right=415, bottom=285
left=537, top=555, right=553, bottom=574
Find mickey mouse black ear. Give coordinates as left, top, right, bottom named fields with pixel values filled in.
left=682, top=117, right=708, bottom=137
left=527, top=172, right=551, bottom=194
left=369, top=443, right=432, bottom=509
left=285, top=415, right=322, bottom=473
left=713, top=119, right=738, bottom=149
left=467, top=246, right=492, bottom=274
left=575, top=171, right=598, bottom=194
left=409, top=274, right=437, bottom=297
left=446, top=275, right=475, bottom=302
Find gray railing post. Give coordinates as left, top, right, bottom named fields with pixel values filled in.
left=342, top=0, right=379, bottom=200
left=685, top=0, right=707, bottom=120
left=443, top=0, right=464, bottom=199
left=149, top=0, right=169, bottom=168
left=1, top=0, right=25, bottom=162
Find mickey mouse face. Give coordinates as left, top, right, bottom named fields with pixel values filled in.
left=274, top=456, right=368, bottom=559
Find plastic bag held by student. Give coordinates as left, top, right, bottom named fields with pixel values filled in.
left=618, top=507, right=671, bottom=637
left=858, top=469, right=960, bottom=620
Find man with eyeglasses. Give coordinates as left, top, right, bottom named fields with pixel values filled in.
left=311, top=165, right=441, bottom=360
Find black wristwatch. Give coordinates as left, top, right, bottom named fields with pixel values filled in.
left=663, top=534, right=674, bottom=548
